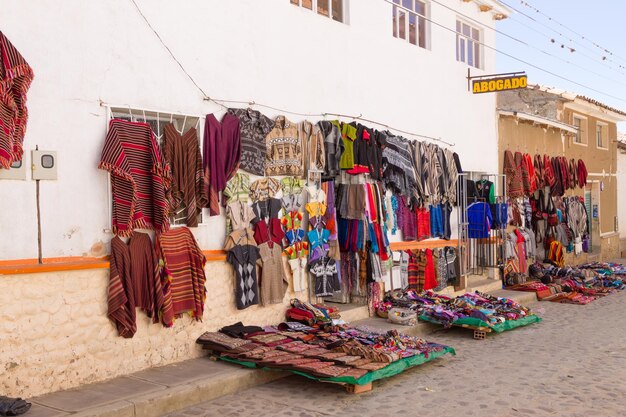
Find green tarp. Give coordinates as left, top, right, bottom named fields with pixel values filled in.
left=419, top=314, right=542, bottom=333
left=218, top=346, right=456, bottom=386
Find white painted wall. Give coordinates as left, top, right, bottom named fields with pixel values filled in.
left=0, top=0, right=500, bottom=259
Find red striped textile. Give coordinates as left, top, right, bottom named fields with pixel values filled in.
left=0, top=31, right=34, bottom=169
left=156, top=227, right=207, bottom=327
left=162, top=124, right=207, bottom=227
left=108, top=232, right=165, bottom=337
left=99, top=119, right=171, bottom=237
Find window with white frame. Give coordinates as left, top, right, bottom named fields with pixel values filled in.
left=107, top=107, right=205, bottom=227
left=596, top=122, right=608, bottom=149
left=392, top=0, right=428, bottom=49
left=573, top=115, right=587, bottom=145
left=290, top=0, right=346, bottom=23
left=456, top=20, right=481, bottom=69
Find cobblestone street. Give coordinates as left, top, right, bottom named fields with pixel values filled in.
left=164, top=291, right=626, bottom=417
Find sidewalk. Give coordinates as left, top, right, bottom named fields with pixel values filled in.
left=27, top=287, right=537, bottom=417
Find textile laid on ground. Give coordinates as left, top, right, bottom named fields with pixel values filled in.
left=203, top=112, right=241, bottom=215
left=0, top=395, right=31, bottom=416
left=156, top=227, right=207, bottom=326
left=377, top=290, right=540, bottom=333
left=107, top=232, right=163, bottom=338
left=163, top=123, right=207, bottom=226
left=99, top=119, right=171, bottom=237
left=196, top=306, right=454, bottom=386
left=508, top=262, right=625, bottom=305
left=0, top=31, right=34, bottom=169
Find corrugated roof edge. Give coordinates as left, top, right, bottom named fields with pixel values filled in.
left=529, top=84, right=626, bottom=118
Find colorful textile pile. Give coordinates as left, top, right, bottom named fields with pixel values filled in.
left=196, top=317, right=454, bottom=386
left=378, top=290, right=540, bottom=332
left=508, top=262, right=625, bottom=304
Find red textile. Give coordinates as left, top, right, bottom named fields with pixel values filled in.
left=577, top=159, right=588, bottom=188
left=157, top=227, right=207, bottom=327
left=204, top=113, right=241, bottom=216
left=416, top=208, right=431, bottom=241
left=0, top=31, right=34, bottom=169
left=423, top=249, right=437, bottom=291
left=543, top=154, right=556, bottom=187
left=99, top=119, right=171, bottom=237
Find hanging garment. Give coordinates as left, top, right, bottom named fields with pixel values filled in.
left=430, top=204, right=444, bottom=238
left=99, top=119, right=171, bottom=237
left=423, top=248, right=438, bottom=291
left=299, top=120, right=325, bottom=174
left=288, top=257, right=308, bottom=292
left=467, top=202, right=493, bottom=239
left=368, top=130, right=384, bottom=181
left=383, top=133, right=418, bottom=202
left=441, top=201, right=453, bottom=240
left=249, top=177, right=281, bottom=202
left=203, top=112, right=241, bottom=215
left=223, top=172, right=250, bottom=205
left=108, top=233, right=164, bottom=338
left=228, top=108, right=273, bottom=176
left=577, top=159, right=588, bottom=188
left=475, top=179, right=495, bottom=204
left=443, top=246, right=458, bottom=286
left=521, top=154, right=532, bottom=195
left=422, top=143, right=443, bottom=204
left=337, top=121, right=358, bottom=170
left=0, top=31, right=34, bottom=169
left=416, top=207, right=431, bottom=241
left=347, top=124, right=372, bottom=175
left=258, top=242, right=288, bottom=305
left=226, top=243, right=261, bottom=310
left=503, top=150, right=523, bottom=198
left=444, top=148, right=459, bottom=205
left=309, top=256, right=340, bottom=297
left=265, top=115, right=302, bottom=176
left=533, top=154, right=544, bottom=190
left=226, top=200, right=255, bottom=234
left=156, top=227, right=207, bottom=326
left=318, top=120, right=343, bottom=178
left=523, top=153, right=536, bottom=194
left=163, top=124, right=207, bottom=227
left=397, top=195, right=417, bottom=241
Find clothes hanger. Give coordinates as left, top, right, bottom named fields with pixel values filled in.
left=178, top=115, right=187, bottom=135
left=127, top=106, right=133, bottom=122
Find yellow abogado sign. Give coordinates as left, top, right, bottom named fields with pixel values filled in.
left=472, top=75, right=527, bottom=94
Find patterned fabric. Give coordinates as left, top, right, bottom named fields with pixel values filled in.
left=382, top=133, right=417, bottom=200
left=99, top=119, right=171, bottom=237
left=228, top=108, right=274, bottom=176
left=423, top=248, right=437, bottom=291
left=0, top=31, right=34, bottom=169
left=577, top=159, right=587, bottom=188
left=226, top=201, right=255, bottom=233
left=227, top=243, right=261, bottom=309
left=318, top=120, right=343, bottom=178
left=265, top=116, right=302, bottom=176
left=204, top=113, right=241, bottom=215
left=156, top=227, right=206, bottom=326
left=300, top=120, right=325, bottom=174
left=163, top=124, right=207, bottom=227
left=503, top=150, right=523, bottom=198
left=309, top=256, right=340, bottom=297
left=444, top=148, right=458, bottom=205
left=249, top=177, right=281, bottom=202
left=406, top=250, right=419, bottom=291
left=223, top=172, right=250, bottom=205
left=108, top=232, right=164, bottom=338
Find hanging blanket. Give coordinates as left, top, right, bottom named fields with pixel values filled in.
left=0, top=31, right=34, bottom=169
left=99, top=119, right=171, bottom=236
left=156, top=227, right=207, bottom=326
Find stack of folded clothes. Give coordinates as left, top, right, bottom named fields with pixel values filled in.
left=196, top=319, right=454, bottom=384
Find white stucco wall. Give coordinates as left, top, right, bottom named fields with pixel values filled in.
left=0, top=0, right=500, bottom=259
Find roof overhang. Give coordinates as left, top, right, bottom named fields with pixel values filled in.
left=498, top=109, right=578, bottom=134
left=463, top=0, right=512, bottom=20
left=564, top=98, right=626, bottom=123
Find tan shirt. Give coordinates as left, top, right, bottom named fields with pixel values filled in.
left=265, top=116, right=303, bottom=176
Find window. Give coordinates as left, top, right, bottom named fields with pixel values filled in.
left=392, top=0, right=427, bottom=48
left=456, top=20, right=481, bottom=69
left=107, top=107, right=205, bottom=227
left=290, top=0, right=345, bottom=23
left=573, top=115, right=587, bottom=145
left=596, top=122, right=608, bottom=149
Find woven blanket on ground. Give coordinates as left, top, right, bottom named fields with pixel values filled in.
left=99, top=119, right=171, bottom=236
left=0, top=31, right=34, bottom=169
left=157, top=227, right=206, bottom=326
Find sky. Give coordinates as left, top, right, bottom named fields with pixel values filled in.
left=494, top=0, right=626, bottom=130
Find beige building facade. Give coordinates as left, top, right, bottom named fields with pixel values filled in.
left=497, top=86, right=626, bottom=263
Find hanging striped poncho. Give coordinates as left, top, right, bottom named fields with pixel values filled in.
left=0, top=31, right=34, bottom=169
left=156, top=227, right=207, bottom=327
left=99, top=119, right=171, bottom=237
